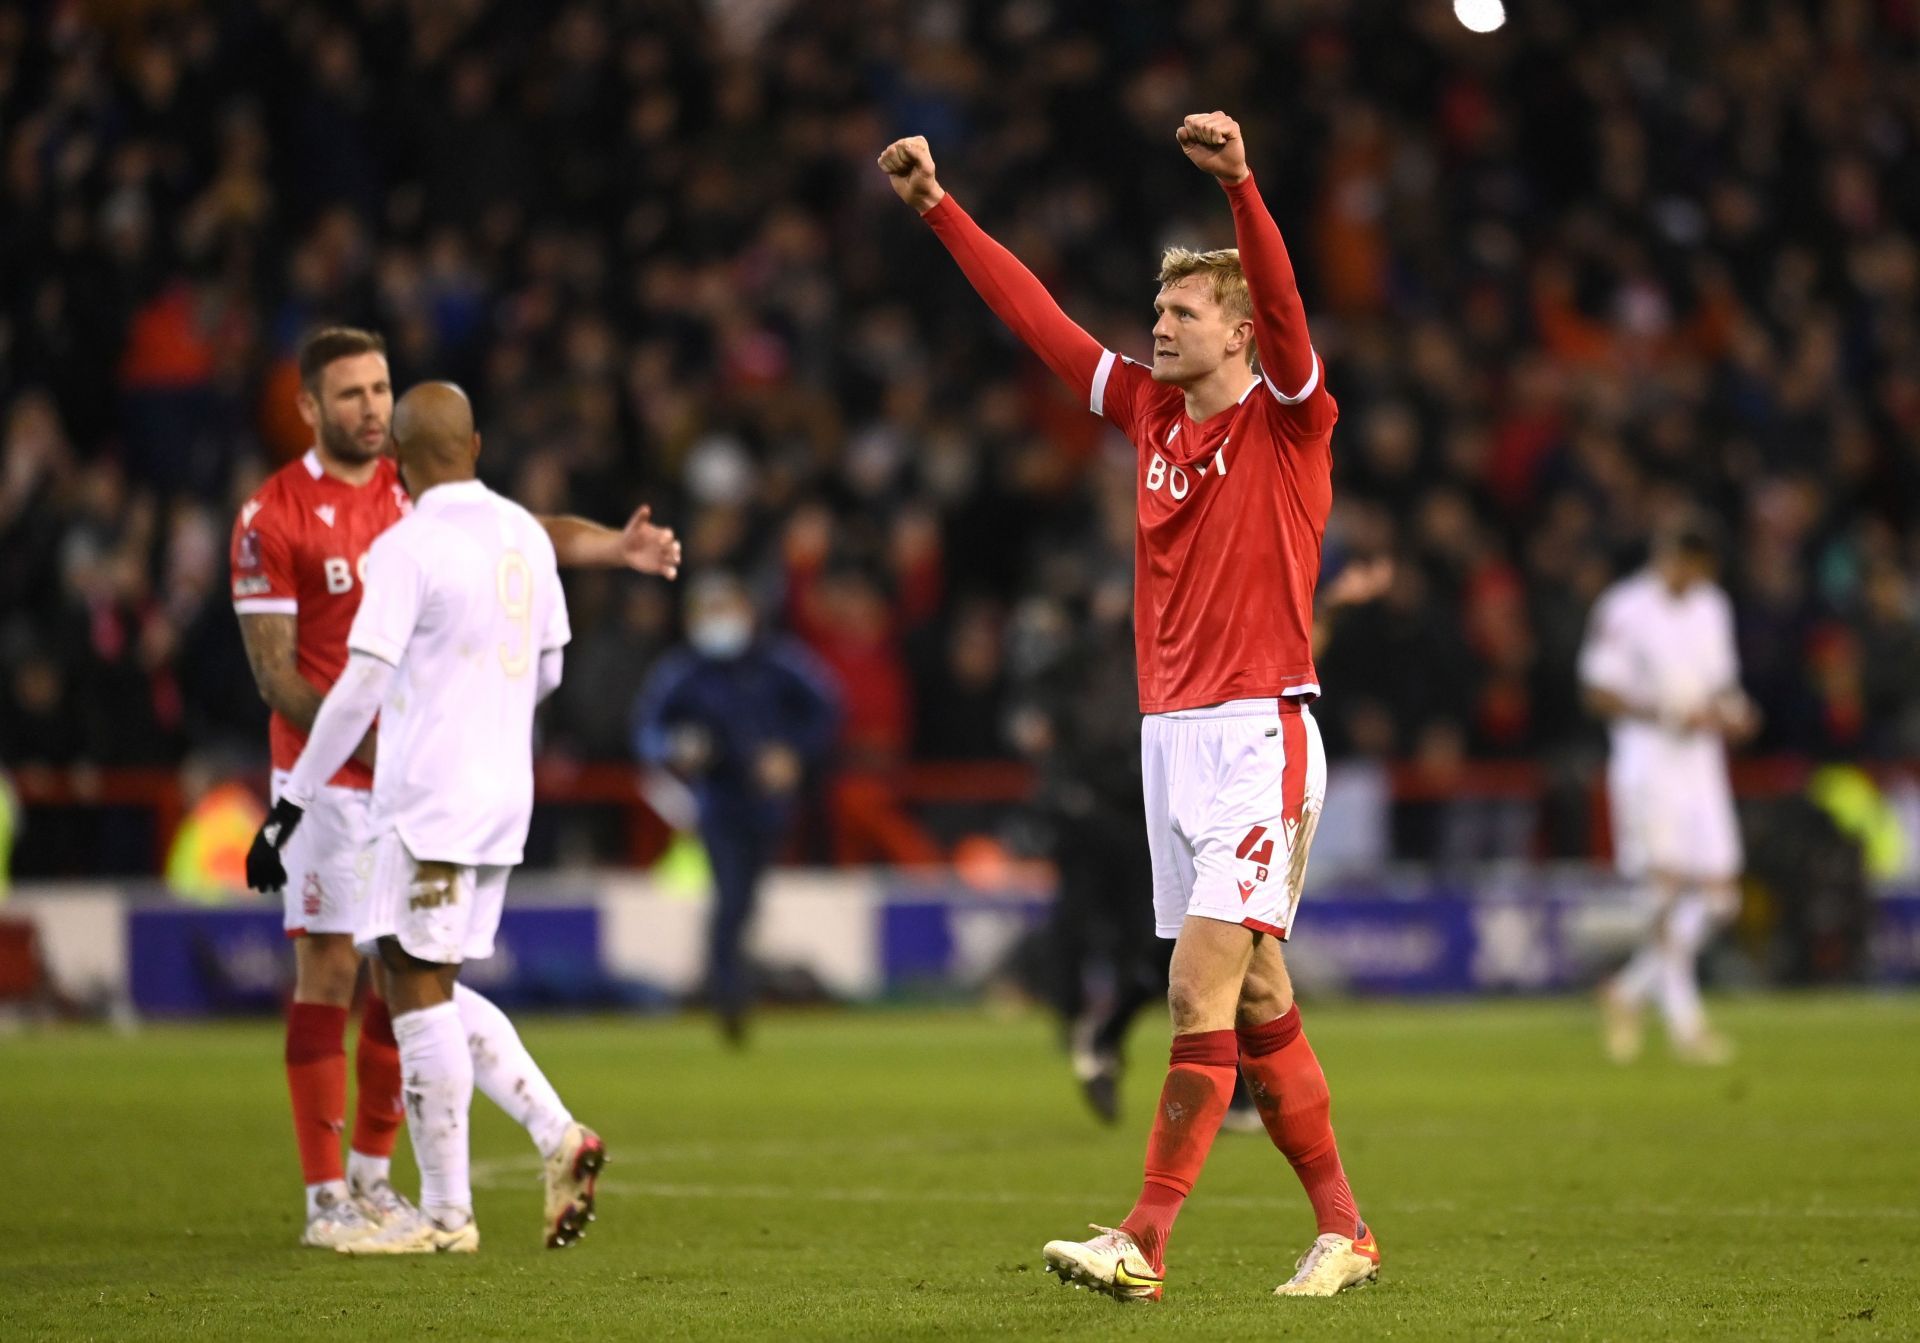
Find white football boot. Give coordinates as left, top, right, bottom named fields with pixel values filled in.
left=337, top=1207, right=479, bottom=1255
left=1274, top=1223, right=1380, bottom=1296
left=301, top=1187, right=379, bottom=1249
left=543, top=1122, right=607, bottom=1248
left=1042, top=1224, right=1164, bottom=1301
left=349, top=1173, right=419, bottom=1231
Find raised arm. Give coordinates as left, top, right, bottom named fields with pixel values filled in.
left=540, top=504, right=682, bottom=578
left=1177, top=112, right=1319, bottom=404
left=878, top=136, right=1106, bottom=397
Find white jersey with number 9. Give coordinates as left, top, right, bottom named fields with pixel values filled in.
left=346, top=479, right=569, bottom=867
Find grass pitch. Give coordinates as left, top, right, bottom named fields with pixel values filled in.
left=1, top=995, right=1915, bottom=1341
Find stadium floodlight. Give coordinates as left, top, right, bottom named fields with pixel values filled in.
left=1454, top=0, right=1506, bottom=33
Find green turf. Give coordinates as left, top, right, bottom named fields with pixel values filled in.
left=0, top=995, right=1915, bottom=1341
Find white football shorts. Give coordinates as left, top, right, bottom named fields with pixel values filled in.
left=354, top=827, right=511, bottom=966
left=1608, top=756, right=1743, bottom=883
left=271, top=770, right=372, bottom=939
left=1142, top=697, right=1327, bottom=940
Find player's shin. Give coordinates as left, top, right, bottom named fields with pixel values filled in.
left=454, top=983, right=574, bottom=1157
left=1659, top=888, right=1725, bottom=1048
left=1612, top=942, right=1663, bottom=1006
left=1237, top=1006, right=1360, bottom=1238
left=1118, top=1029, right=1238, bottom=1271
left=285, top=1002, right=350, bottom=1202
left=349, top=991, right=404, bottom=1187
left=392, top=1000, right=475, bottom=1227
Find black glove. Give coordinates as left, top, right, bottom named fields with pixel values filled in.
left=246, top=798, right=306, bottom=893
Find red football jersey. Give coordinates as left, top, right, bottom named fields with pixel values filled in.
left=924, top=173, right=1335, bottom=713
left=1097, top=355, right=1332, bottom=711
left=229, top=450, right=411, bottom=787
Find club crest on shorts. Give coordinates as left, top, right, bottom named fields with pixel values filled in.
left=302, top=872, right=325, bottom=918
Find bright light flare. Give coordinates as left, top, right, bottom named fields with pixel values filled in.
left=1454, top=0, right=1506, bottom=33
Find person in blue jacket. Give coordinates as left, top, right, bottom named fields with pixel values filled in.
left=632, top=573, right=840, bottom=1042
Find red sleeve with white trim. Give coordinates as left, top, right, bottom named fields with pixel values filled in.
left=922, top=195, right=1107, bottom=402
left=1087, top=350, right=1167, bottom=445
left=1221, top=174, right=1334, bottom=437
left=231, top=490, right=298, bottom=616
left=923, top=195, right=1175, bottom=444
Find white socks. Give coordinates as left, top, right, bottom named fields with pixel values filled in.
left=1616, top=886, right=1724, bottom=1043
left=378, top=986, right=572, bottom=1228
left=1657, top=892, right=1720, bottom=1042
left=454, top=983, right=575, bottom=1158
left=392, top=1000, right=474, bottom=1226
left=346, top=1151, right=391, bottom=1192
left=306, top=1179, right=349, bottom=1219
left=1613, top=943, right=1663, bottom=1007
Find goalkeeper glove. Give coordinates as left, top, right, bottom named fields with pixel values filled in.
left=246, top=798, right=306, bottom=893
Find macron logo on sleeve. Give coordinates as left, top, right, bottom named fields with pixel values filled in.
left=240, top=499, right=262, bottom=527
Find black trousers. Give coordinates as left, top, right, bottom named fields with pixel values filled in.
left=1040, top=800, right=1169, bottom=1055
left=699, top=806, right=779, bottom=1015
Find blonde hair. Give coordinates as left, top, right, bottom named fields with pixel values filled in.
left=1157, top=247, right=1256, bottom=364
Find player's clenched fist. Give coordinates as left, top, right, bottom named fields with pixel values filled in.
left=878, top=136, right=946, bottom=214
left=1176, top=111, right=1250, bottom=184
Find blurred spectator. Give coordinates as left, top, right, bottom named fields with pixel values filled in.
left=632, top=573, right=839, bottom=1040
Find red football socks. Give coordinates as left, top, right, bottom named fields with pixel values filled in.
left=351, top=992, right=405, bottom=1160
left=285, top=1002, right=349, bottom=1185
left=1119, top=1028, right=1238, bottom=1271
left=1238, top=1005, right=1360, bottom=1237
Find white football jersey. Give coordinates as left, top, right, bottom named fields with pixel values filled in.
left=347, top=479, right=568, bottom=866
left=1578, top=569, right=1740, bottom=775
left=1579, top=569, right=1744, bottom=879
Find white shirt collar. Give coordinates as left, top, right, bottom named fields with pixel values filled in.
left=302, top=449, right=324, bottom=478
left=411, top=478, right=489, bottom=511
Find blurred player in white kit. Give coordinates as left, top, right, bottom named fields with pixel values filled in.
left=248, top=381, right=597, bottom=1252
left=1579, top=514, right=1758, bottom=1065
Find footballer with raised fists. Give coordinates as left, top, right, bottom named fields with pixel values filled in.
left=880, top=114, right=1377, bottom=1300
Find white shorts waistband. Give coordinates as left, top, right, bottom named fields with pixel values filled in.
left=1147, top=696, right=1313, bottom=723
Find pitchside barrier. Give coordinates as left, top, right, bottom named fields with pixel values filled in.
left=6, top=868, right=1919, bottom=1019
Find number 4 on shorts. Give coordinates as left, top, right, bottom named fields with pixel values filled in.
left=1236, top=825, right=1275, bottom=866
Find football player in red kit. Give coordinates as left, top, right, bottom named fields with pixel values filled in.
left=232, top=327, right=681, bottom=1248
left=880, top=113, right=1375, bottom=1299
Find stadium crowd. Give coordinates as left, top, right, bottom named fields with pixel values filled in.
left=4, top=1, right=1920, bottom=846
